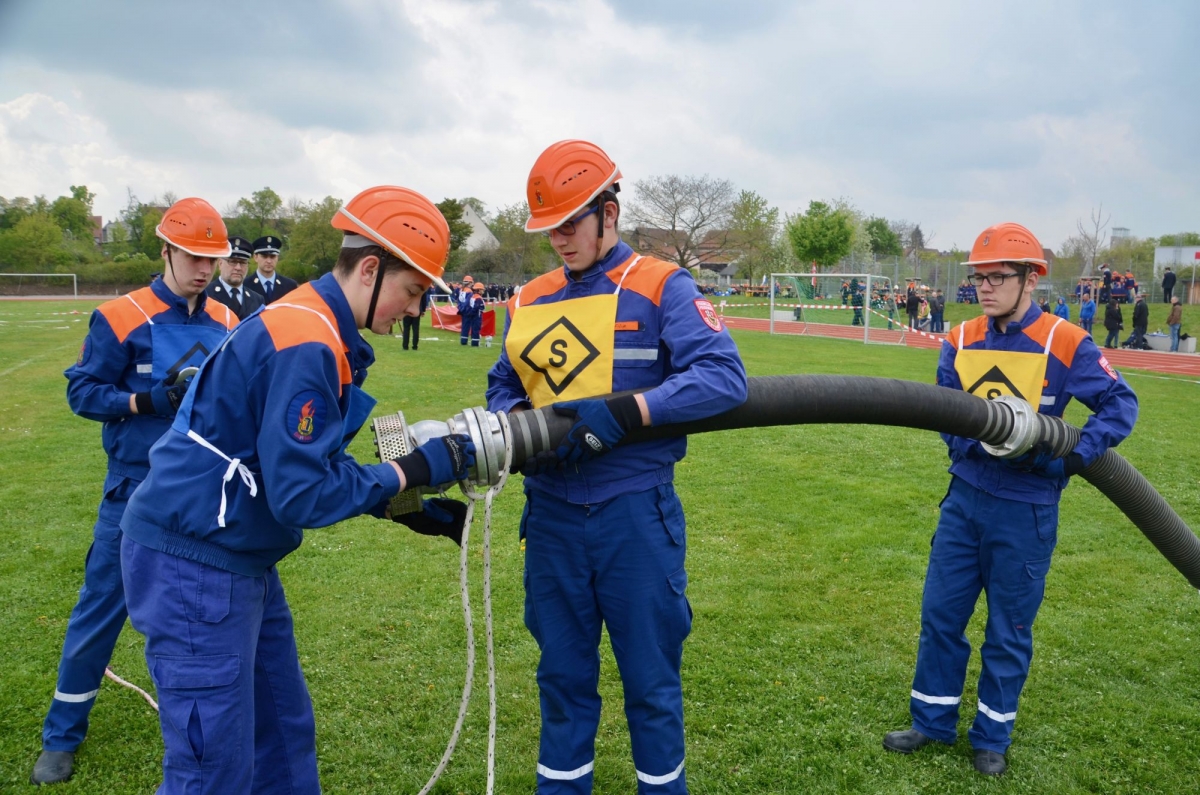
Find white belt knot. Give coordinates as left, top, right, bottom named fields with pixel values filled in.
left=187, top=429, right=259, bottom=527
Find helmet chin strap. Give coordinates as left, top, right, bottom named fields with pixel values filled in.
left=364, top=258, right=387, bottom=330
left=995, top=267, right=1029, bottom=321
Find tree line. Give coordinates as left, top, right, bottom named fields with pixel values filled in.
left=2, top=184, right=1196, bottom=290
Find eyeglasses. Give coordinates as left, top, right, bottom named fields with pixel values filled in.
left=542, top=204, right=599, bottom=238
left=967, top=272, right=1023, bottom=287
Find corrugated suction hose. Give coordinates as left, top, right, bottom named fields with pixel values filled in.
left=504, top=375, right=1200, bottom=590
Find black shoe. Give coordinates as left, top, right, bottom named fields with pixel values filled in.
left=31, top=750, right=74, bottom=785
left=883, top=728, right=941, bottom=754
left=973, top=749, right=1007, bottom=776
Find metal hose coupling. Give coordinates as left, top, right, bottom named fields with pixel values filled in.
left=978, top=395, right=1039, bottom=459
left=372, top=407, right=508, bottom=515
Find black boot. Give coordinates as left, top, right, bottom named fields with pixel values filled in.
left=973, top=749, right=1007, bottom=776
left=31, top=750, right=75, bottom=785
left=883, top=728, right=943, bottom=754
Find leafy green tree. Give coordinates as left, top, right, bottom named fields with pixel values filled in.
left=786, top=200, right=853, bottom=268
left=283, top=197, right=344, bottom=278
left=460, top=197, right=487, bottom=219
left=729, top=189, right=779, bottom=284
left=1159, top=232, right=1200, bottom=246
left=235, top=187, right=284, bottom=240
left=436, top=198, right=473, bottom=251
left=0, top=213, right=66, bottom=271
left=865, top=216, right=902, bottom=258
left=472, top=201, right=557, bottom=278
left=51, top=185, right=96, bottom=241
left=137, top=207, right=165, bottom=260
left=0, top=196, right=35, bottom=231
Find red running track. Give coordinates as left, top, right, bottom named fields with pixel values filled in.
left=722, top=316, right=1200, bottom=377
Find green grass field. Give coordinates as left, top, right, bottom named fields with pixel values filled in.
left=2, top=299, right=1199, bottom=793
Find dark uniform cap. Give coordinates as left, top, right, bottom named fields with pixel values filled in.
left=228, top=236, right=253, bottom=260
left=252, top=235, right=281, bottom=255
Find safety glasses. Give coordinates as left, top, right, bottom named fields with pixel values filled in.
left=542, top=204, right=599, bottom=238
left=967, top=272, right=1022, bottom=287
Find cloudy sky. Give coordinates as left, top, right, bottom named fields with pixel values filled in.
left=1, top=0, right=1196, bottom=251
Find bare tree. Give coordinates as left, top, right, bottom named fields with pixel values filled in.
left=625, top=174, right=736, bottom=272
left=1076, top=203, right=1110, bottom=277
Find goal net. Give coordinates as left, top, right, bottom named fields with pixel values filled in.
left=0, top=273, right=79, bottom=298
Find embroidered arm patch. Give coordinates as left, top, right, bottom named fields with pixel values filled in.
left=288, top=391, right=327, bottom=443
left=694, top=298, right=722, bottom=332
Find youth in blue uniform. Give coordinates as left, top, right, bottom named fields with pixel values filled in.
left=32, top=198, right=239, bottom=786
left=486, top=140, right=747, bottom=794
left=460, top=282, right=485, bottom=346
left=884, top=223, right=1138, bottom=776
left=117, top=186, right=476, bottom=794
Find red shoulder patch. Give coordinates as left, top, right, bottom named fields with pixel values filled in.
left=694, top=298, right=722, bottom=332
left=1098, top=355, right=1118, bottom=381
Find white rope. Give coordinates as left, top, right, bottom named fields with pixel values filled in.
left=104, top=667, right=158, bottom=711
left=418, top=411, right=514, bottom=795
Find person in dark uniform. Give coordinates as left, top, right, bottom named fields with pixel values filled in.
left=245, top=235, right=298, bottom=304
left=206, top=236, right=265, bottom=320
left=403, top=285, right=431, bottom=350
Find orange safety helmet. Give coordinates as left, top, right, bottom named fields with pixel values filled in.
left=332, top=186, right=451, bottom=291
left=963, top=222, right=1048, bottom=275
left=472, top=282, right=485, bottom=293
left=155, top=198, right=231, bottom=258
left=525, top=139, right=622, bottom=233
left=463, top=274, right=474, bottom=283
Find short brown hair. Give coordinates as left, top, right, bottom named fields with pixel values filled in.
left=334, top=243, right=414, bottom=278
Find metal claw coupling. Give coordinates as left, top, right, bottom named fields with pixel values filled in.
left=371, top=407, right=508, bottom=514
left=979, top=395, right=1040, bottom=459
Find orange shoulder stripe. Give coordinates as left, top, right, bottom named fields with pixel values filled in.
left=203, top=300, right=238, bottom=330
left=607, top=254, right=678, bottom=306
left=515, top=270, right=569, bottom=308
left=1024, top=314, right=1086, bottom=368
left=951, top=316, right=988, bottom=349
left=97, top=287, right=170, bottom=344
left=259, top=284, right=352, bottom=390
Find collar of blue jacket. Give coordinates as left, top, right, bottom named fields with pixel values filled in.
left=985, top=302, right=1044, bottom=336
left=559, top=239, right=635, bottom=283
left=151, top=274, right=213, bottom=317
left=309, top=272, right=375, bottom=384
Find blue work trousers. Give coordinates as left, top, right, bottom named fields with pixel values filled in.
left=121, top=537, right=319, bottom=795
left=42, top=475, right=138, bottom=751
left=523, top=484, right=692, bottom=794
left=461, top=315, right=482, bottom=346
left=910, top=476, right=1058, bottom=753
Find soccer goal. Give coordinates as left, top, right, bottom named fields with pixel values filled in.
left=765, top=272, right=909, bottom=345
left=0, top=273, right=78, bottom=298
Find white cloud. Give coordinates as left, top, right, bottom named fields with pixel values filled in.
left=0, top=0, right=1196, bottom=251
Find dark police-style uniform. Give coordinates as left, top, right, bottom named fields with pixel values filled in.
left=206, top=278, right=264, bottom=321
left=245, top=236, right=298, bottom=304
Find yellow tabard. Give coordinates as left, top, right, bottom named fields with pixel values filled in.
left=953, top=317, right=1063, bottom=411
left=506, top=257, right=641, bottom=409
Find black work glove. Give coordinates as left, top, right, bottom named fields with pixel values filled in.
left=1005, top=443, right=1087, bottom=480
left=394, top=498, right=468, bottom=546
left=135, top=371, right=191, bottom=417
left=552, top=395, right=642, bottom=466
left=394, top=434, right=476, bottom=488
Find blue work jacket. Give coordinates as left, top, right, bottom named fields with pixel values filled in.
left=65, top=279, right=238, bottom=481
left=486, top=240, right=747, bottom=504
left=939, top=304, right=1138, bottom=504
left=121, top=274, right=400, bottom=576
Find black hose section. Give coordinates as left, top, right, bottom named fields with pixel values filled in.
left=502, top=374, right=1200, bottom=589
left=1080, top=451, right=1200, bottom=590
left=505, top=376, right=1014, bottom=467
